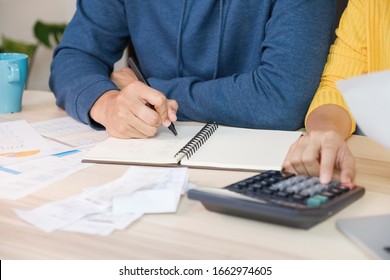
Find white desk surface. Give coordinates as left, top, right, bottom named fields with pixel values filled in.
left=1, top=90, right=390, bottom=259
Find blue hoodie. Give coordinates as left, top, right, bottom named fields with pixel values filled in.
left=50, top=0, right=336, bottom=130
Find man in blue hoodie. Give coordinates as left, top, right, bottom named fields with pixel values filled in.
left=50, top=0, right=336, bottom=139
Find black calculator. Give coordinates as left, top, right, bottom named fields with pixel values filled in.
left=187, top=170, right=365, bottom=229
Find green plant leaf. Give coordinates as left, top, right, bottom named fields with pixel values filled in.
left=33, top=20, right=67, bottom=48
left=0, top=36, right=37, bottom=58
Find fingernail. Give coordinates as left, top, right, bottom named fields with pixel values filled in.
left=320, top=172, right=331, bottom=184
left=163, top=119, right=171, bottom=127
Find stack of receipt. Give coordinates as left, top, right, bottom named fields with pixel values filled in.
left=15, top=166, right=189, bottom=235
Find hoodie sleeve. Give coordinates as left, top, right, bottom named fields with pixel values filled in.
left=149, top=0, right=336, bottom=130
left=49, top=0, right=128, bottom=128
left=306, top=0, right=367, bottom=135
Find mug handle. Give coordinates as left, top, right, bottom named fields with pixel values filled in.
left=8, top=63, right=20, bottom=83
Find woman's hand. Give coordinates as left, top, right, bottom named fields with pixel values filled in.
left=283, top=104, right=355, bottom=184
left=283, top=130, right=355, bottom=184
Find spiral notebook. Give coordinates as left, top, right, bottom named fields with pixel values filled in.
left=82, top=123, right=301, bottom=172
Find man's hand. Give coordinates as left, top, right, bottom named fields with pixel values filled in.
left=90, top=80, right=178, bottom=138
left=110, top=67, right=137, bottom=89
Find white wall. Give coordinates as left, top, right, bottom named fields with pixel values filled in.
left=1, top=0, right=127, bottom=91
left=0, top=0, right=77, bottom=90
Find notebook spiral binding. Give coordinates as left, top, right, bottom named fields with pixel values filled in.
left=175, top=122, right=219, bottom=160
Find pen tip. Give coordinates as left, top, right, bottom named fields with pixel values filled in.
left=169, top=124, right=178, bottom=136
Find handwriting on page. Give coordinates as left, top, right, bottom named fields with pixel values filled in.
left=118, top=137, right=184, bottom=159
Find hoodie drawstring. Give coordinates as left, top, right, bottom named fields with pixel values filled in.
left=176, top=0, right=187, bottom=77
left=213, top=0, right=225, bottom=79
left=176, top=0, right=228, bottom=79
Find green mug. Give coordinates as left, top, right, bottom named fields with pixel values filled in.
left=0, top=53, right=28, bottom=113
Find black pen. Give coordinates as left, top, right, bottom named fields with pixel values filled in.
left=127, top=57, right=178, bottom=136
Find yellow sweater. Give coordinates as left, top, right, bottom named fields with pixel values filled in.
left=306, top=0, right=390, bottom=134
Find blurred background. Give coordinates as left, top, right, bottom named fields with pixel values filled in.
left=0, top=0, right=126, bottom=92
left=0, top=0, right=76, bottom=91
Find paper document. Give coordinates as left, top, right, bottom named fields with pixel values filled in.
left=63, top=211, right=143, bottom=236
left=15, top=167, right=189, bottom=235
left=0, top=120, right=63, bottom=165
left=337, top=71, right=390, bottom=149
left=32, top=117, right=109, bottom=148
left=113, top=167, right=189, bottom=214
left=14, top=195, right=109, bottom=233
left=0, top=117, right=110, bottom=200
left=0, top=148, right=92, bottom=200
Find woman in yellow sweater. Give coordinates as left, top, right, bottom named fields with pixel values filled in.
left=283, top=0, right=390, bottom=184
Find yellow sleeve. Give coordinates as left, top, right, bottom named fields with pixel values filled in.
left=305, top=0, right=367, bottom=135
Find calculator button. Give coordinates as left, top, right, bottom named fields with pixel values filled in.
left=260, top=180, right=270, bottom=188
left=246, top=186, right=258, bottom=194
left=253, top=175, right=262, bottom=181
left=306, top=195, right=329, bottom=207
left=251, top=182, right=262, bottom=188
left=289, top=175, right=309, bottom=183
left=313, top=183, right=330, bottom=194
left=269, top=181, right=289, bottom=191
left=304, top=177, right=321, bottom=185
left=265, top=177, right=278, bottom=184
left=320, top=191, right=336, bottom=199
left=245, top=178, right=255, bottom=184
left=338, top=185, right=351, bottom=192
left=329, top=187, right=344, bottom=196
left=261, top=188, right=273, bottom=195
left=260, top=172, right=271, bottom=178
left=285, top=183, right=305, bottom=194
left=299, top=186, right=319, bottom=197
left=275, top=191, right=288, bottom=198
left=291, top=194, right=305, bottom=201
left=228, top=184, right=240, bottom=191
left=329, top=181, right=340, bottom=188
